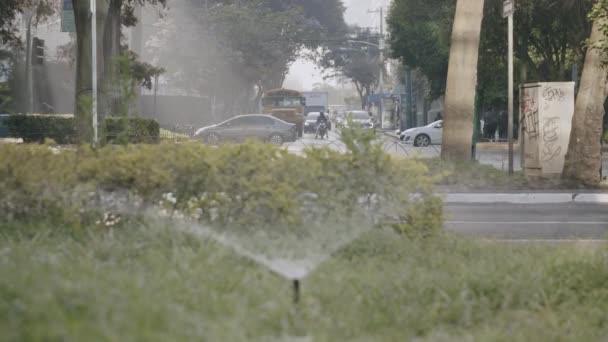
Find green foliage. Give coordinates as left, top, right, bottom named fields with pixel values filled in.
left=318, top=27, right=380, bottom=107
left=0, top=0, right=56, bottom=46
left=387, top=0, right=452, bottom=98
left=104, top=117, right=160, bottom=144
left=590, top=0, right=608, bottom=67
left=387, top=0, right=593, bottom=105
left=0, top=132, right=441, bottom=236
left=160, top=128, right=190, bottom=142
left=6, top=115, right=160, bottom=145
left=7, top=114, right=77, bottom=144
left=1, top=225, right=607, bottom=340
left=150, top=0, right=346, bottom=115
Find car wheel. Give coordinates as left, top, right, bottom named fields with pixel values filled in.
left=206, top=133, right=220, bottom=145
left=269, top=134, right=284, bottom=145
left=414, top=134, right=430, bottom=147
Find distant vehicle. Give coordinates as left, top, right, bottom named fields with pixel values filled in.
left=342, top=110, right=375, bottom=132
left=0, top=114, right=9, bottom=138
left=304, top=112, right=331, bottom=133
left=194, top=114, right=297, bottom=145
left=333, top=111, right=345, bottom=126
left=262, top=88, right=306, bottom=137
left=329, top=105, right=348, bottom=113
left=399, top=120, right=443, bottom=147
left=315, top=121, right=328, bottom=140
left=303, top=91, right=329, bottom=114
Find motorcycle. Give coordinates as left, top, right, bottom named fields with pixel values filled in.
left=315, top=121, right=328, bottom=139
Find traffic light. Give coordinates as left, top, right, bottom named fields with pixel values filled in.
left=32, top=37, right=45, bottom=65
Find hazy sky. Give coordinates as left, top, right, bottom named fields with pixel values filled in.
left=285, top=0, right=390, bottom=90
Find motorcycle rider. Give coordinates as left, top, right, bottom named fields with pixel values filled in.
left=315, top=111, right=329, bottom=139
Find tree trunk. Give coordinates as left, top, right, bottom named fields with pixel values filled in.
left=102, top=0, right=122, bottom=119
left=73, top=0, right=110, bottom=143
left=441, top=0, right=485, bottom=161
left=353, top=81, right=365, bottom=109
left=562, top=20, right=608, bottom=185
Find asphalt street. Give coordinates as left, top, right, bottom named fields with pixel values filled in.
left=286, top=130, right=608, bottom=177
left=286, top=132, right=608, bottom=240
left=445, top=203, right=608, bottom=240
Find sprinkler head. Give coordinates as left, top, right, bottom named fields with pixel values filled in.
left=293, top=279, right=301, bottom=304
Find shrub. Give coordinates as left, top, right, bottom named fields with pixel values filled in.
left=104, top=117, right=160, bottom=144
left=0, top=131, right=442, bottom=236
left=6, top=115, right=160, bottom=145
left=7, top=114, right=77, bottom=144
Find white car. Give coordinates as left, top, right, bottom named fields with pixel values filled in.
left=399, top=120, right=443, bottom=147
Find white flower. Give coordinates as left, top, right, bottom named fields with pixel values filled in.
left=162, top=192, right=177, bottom=205
left=102, top=212, right=121, bottom=227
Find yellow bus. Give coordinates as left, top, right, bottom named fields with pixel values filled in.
left=262, top=88, right=306, bottom=137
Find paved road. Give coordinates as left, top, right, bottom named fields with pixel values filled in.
left=445, top=203, right=608, bottom=240
left=286, top=132, right=608, bottom=178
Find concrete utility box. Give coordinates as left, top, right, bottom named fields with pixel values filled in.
left=520, top=82, right=575, bottom=177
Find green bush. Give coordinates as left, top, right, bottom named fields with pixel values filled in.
left=104, top=117, right=160, bottom=144
left=6, top=115, right=160, bottom=145
left=7, top=114, right=77, bottom=144
left=0, top=132, right=442, bottom=236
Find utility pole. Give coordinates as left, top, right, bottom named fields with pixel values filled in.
left=504, top=0, right=514, bottom=175
left=404, top=66, right=413, bottom=130
left=23, top=7, right=36, bottom=114
left=91, top=0, right=98, bottom=146
left=153, top=74, right=159, bottom=119
left=369, top=7, right=385, bottom=127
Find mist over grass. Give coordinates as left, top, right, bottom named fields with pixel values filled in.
left=1, top=223, right=607, bottom=341
left=1, top=131, right=606, bottom=340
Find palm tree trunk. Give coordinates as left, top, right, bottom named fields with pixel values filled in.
left=562, top=20, right=608, bottom=185
left=441, top=0, right=485, bottom=160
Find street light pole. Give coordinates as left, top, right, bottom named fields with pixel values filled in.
left=367, top=7, right=386, bottom=128
left=24, top=10, right=34, bottom=114
left=504, top=0, right=514, bottom=175
left=378, top=7, right=384, bottom=95
left=91, top=0, right=98, bottom=146
left=153, top=74, right=159, bottom=119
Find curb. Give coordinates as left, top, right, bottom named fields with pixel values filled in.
left=443, top=193, right=608, bottom=204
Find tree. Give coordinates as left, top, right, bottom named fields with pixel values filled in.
left=72, top=0, right=166, bottom=142
left=387, top=0, right=452, bottom=99
left=147, top=0, right=346, bottom=118
left=318, top=27, right=381, bottom=109
left=0, top=0, right=55, bottom=46
left=441, top=0, right=485, bottom=161
left=563, top=4, right=608, bottom=185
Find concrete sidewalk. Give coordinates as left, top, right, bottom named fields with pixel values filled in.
left=443, top=192, right=608, bottom=204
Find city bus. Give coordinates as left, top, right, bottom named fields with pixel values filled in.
left=261, top=88, right=306, bottom=137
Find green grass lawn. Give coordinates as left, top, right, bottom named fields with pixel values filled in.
left=1, top=223, right=607, bottom=341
